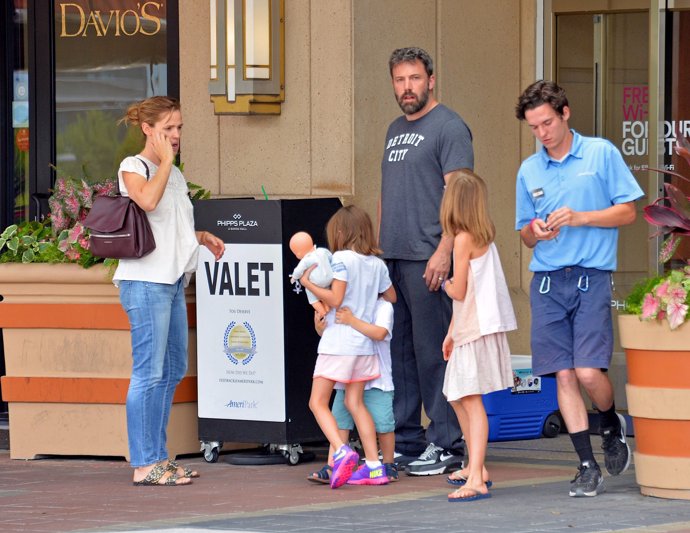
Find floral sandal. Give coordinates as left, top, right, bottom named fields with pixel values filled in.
left=133, top=463, right=190, bottom=486
left=166, top=460, right=200, bottom=478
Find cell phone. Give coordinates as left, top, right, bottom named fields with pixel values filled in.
left=545, top=213, right=558, bottom=241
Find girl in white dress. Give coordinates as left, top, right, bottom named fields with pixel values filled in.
left=439, top=170, right=517, bottom=502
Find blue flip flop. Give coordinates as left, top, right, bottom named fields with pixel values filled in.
left=446, top=475, right=493, bottom=488
left=448, top=490, right=492, bottom=503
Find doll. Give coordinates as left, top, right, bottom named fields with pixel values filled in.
left=289, top=231, right=333, bottom=316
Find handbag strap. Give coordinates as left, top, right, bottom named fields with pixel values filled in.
left=116, top=156, right=150, bottom=195
left=134, top=156, right=151, bottom=180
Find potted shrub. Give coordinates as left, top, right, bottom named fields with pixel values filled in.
left=0, top=169, right=209, bottom=267
left=0, top=174, right=201, bottom=460
left=0, top=174, right=117, bottom=268
left=618, top=136, right=690, bottom=500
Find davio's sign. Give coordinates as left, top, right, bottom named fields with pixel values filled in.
left=58, top=1, right=164, bottom=38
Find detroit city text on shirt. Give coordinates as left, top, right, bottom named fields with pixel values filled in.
left=385, top=132, right=425, bottom=162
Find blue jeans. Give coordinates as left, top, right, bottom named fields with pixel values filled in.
left=387, top=260, right=463, bottom=455
left=119, top=277, right=188, bottom=468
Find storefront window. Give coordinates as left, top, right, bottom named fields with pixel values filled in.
left=663, top=9, right=690, bottom=269
left=54, top=0, right=168, bottom=182
left=11, top=0, right=29, bottom=223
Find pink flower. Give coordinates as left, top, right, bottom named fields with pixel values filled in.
left=659, top=235, right=681, bottom=264
left=655, top=280, right=670, bottom=299
left=64, top=248, right=80, bottom=260
left=42, top=174, right=124, bottom=265
left=666, top=300, right=689, bottom=329
left=79, top=180, right=91, bottom=199
left=64, top=196, right=80, bottom=219
left=668, top=285, right=686, bottom=300
left=51, top=211, right=68, bottom=233
left=641, top=293, right=661, bottom=320
left=93, top=181, right=117, bottom=197
left=68, top=223, right=84, bottom=242
left=639, top=269, right=690, bottom=328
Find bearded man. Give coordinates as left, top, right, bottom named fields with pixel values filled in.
left=378, top=47, right=474, bottom=476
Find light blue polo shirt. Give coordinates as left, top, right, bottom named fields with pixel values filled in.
left=515, top=130, right=644, bottom=272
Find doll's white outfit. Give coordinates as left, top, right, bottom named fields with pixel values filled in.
left=443, top=243, right=517, bottom=401
left=290, top=246, right=333, bottom=306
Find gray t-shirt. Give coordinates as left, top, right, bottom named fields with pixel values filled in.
left=380, top=104, right=474, bottom=260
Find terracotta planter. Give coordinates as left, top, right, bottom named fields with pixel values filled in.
left=0, top=263, right=199, bottom=460
left=618, top=314, right=690, bottom=500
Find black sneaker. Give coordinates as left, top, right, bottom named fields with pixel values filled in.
left=391, top=450, right=419, bottom=469
left=404, top=443, right=464, bottom=476
left=600, top=413, right=631, bottom=476
left=569, top=460, right=604, bottom=497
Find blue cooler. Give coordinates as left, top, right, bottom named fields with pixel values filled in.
left=483, top=355, right=561, bottom=442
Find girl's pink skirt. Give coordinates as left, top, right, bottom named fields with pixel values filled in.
left=313, top=354, right=380, bottom=383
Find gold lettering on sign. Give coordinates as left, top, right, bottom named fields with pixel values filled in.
left=140, top=2, right=162, bottom=35
left=59, top=2, right=163, bottom=38
left=120, top=9, right=140, bottom=36
left=83, top=11, right=105, bottom=37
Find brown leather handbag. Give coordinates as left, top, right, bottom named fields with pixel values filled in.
left=83, top=157, right=156, bottom=259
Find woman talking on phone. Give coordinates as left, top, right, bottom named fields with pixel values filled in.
left=115, top=96, right=225, bottom=486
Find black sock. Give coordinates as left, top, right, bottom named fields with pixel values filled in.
left=598, top=402, right=620, bottom=430
left=570, top=430, right=596, bottom=465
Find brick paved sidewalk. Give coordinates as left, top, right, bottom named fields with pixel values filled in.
left=1, top=435, right=690, bottom=533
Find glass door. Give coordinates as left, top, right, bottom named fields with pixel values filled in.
left=547, top=5, right=651, bottom=306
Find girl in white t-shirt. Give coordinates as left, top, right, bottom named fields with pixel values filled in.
left=299, top=205, right=396, bottom=489
left=439, top=170, right=517, bottom=502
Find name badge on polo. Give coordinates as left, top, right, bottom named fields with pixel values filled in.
left=532, top=188, right=544, bottom=199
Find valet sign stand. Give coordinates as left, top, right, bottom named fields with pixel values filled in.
left=194, top=198, right=341, bottom=465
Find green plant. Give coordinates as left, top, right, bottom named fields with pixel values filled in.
left=188, top=181, right=211, bottom=200
left=0, top=221, right=62, bottom=264
left=0, top=163, right=212, bottom=269
left=0, top=172, right=118, bottom=268
left=624, top=135, right=690, bottom=329
left=48, top=171, right=119, bottom=267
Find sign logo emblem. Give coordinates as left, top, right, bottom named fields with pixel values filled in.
left=224, top=321, right=257, bottom=365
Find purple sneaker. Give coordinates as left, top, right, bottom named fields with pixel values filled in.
left=330, top=445, right=359, bottom=489
left=346, top=463, right=389, bottom=485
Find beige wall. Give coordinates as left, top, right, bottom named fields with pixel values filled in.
left=180, top=0, right=355, bottom=199
left=180, top=0, right=538, bottom=354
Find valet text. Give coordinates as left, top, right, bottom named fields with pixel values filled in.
left=205, top=262, right=274, bottom=296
